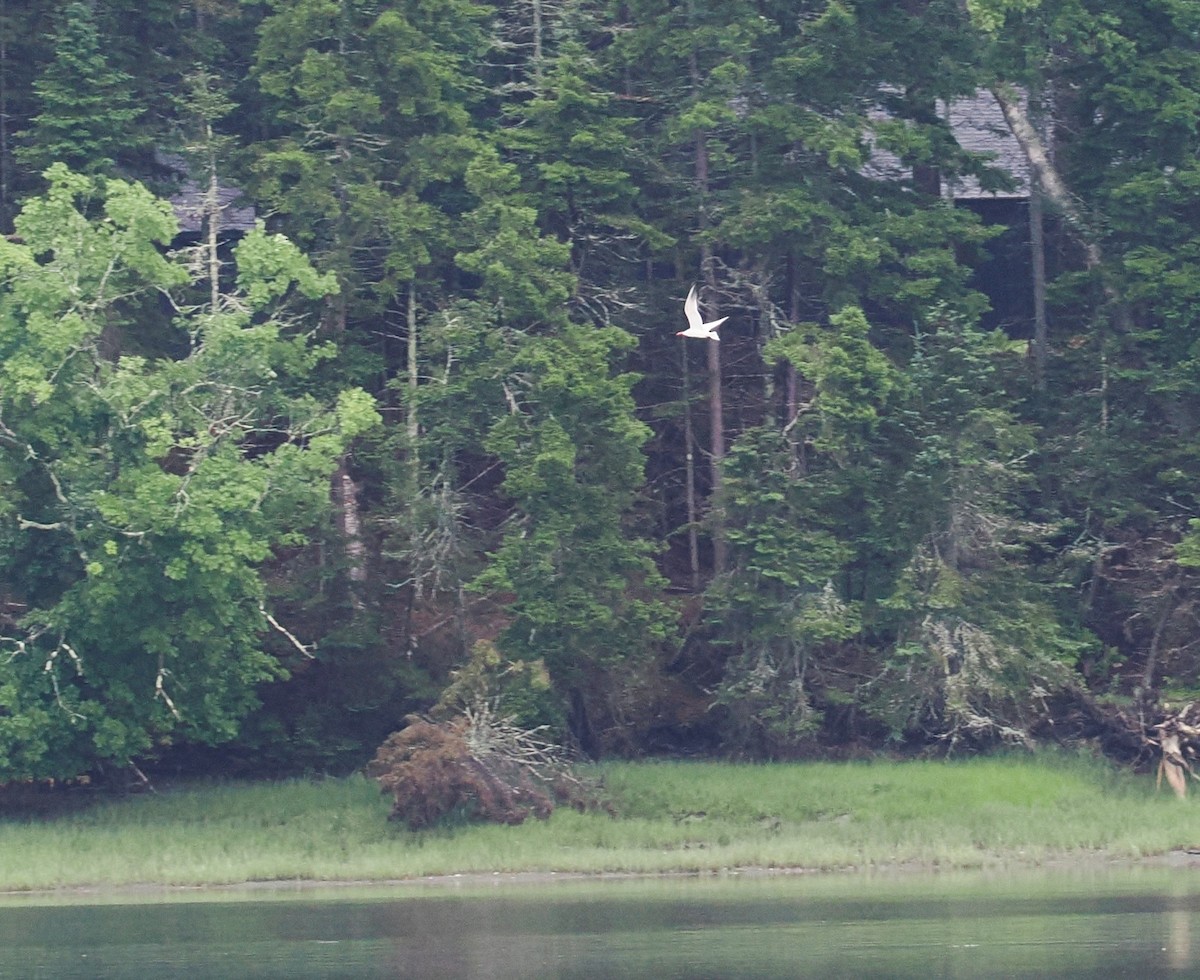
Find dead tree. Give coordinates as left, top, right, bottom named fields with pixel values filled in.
left=1150, top=704, right=1200, bottom=799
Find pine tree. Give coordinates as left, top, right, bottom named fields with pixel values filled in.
left=867, top=314, right=1082, bottom=749
left=712, top=306, right=900, bottom=753
left=0, top=0, right=59, bottom=226
left=469, top=322, right=673, bottom=751
left=965, top=0, right=1200, bottom=710
left=16, top=2, right=142, bottom=178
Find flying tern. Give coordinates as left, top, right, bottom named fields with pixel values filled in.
left=677, top=284, right=727, bottom=341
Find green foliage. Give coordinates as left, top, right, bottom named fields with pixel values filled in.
left=712, top=426, right=857, bottom=754
left=9, top=0, right=1200, bottom=768
left=16, top=2, right=143, bottom=178
left=966, top=0, right=1045, bottom=36
left=471, top=323, right=674, bottom=741
left=456, top=146, right=575, bottom=323
left=773, top=307, right=901, bottom=459
left=434, top=640, right=564, bottom=735
left=712, top=307, right=903, bottom=754
left=716, top=307, right=1095, bottom=753
left=499, top=31, right=674, bottom=282
left=249, top=0, right=486, bottom=320
left=1176, top=523, right=1200, bottom=569
left=398, top=293, right=673, bottom=751
left=866, top=318, right=1085, bottom=747
left=0, top=169, right=378, bottom=781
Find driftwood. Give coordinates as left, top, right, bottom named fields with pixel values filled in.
left=1151, top=704, right=1200, bottom=799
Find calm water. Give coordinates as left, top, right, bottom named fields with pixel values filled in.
left=1, top=868, right=1199, bottom=978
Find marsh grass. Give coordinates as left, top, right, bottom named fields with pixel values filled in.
left=0, top=752, right=1195, bottom=891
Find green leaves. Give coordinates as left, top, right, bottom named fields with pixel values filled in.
left=0, top=168, right=184, bottom=418
left=966, top=0, right=1046, bottom=35
left=235, top=225, right=341, bottom=308
left=249, top=0, right=486, bottom=325
left=0, top=171, right=378, bottom=780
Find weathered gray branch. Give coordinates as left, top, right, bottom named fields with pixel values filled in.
left=989, top=84, right=1104, bottom=272
left=261, top=603, right=315, bottom=658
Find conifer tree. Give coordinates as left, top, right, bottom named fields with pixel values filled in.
left=867, top=315, right=1081, bottom=748
left=16, top=2, right=142, bottom=179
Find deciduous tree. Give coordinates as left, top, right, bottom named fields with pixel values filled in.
left=0, top=168, right=378, bottom=780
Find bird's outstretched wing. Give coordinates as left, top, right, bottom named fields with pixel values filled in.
left=684, top=284, right=703, bottom=331
left=679, top=284, right=726, bottom=339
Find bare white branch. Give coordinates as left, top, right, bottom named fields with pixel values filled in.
left=261, top=603, right=315, bottom=658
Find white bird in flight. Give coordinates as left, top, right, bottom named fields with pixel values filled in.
left=677, top=284, right=727, bottom=341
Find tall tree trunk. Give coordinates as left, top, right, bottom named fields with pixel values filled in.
left=784, top=252, right=804, bottom=475
left=324, top=100, right=370, bottom=603
left=333, top=461, right=367, bottom=607
left=324, top=276, right=366, bottom=603
left=0, top=9, right=9, bottom=234
left=689, top=40, right=726, bottom=575
left=681, top=340, right=700, bottom=591
left=204, top=124, right=221, bottom=312
left=406, top=282, right=419, bottom=483
left=702, top=248, right=726, bottom=575
left=531, top=0, right=543, bottom=89
left=990, top=84, right=1121, bottom=429
left=991, top=85, right=1101, bottom=270
left=1029, top=178, right=1047, bottom=391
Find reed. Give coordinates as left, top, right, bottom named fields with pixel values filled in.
left=0, top=752, right=1194, bottom=892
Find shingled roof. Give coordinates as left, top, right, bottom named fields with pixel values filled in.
left=942, top=90, right=1032, bottom=199
left=864, top=88, right=1034, bottom=200
left=157, top=151, right=256, bottom=234
left=170, top=180, right=257, bottom=234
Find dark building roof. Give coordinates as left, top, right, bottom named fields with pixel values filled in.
left=156, top=151, right=256, bottom=234
left=865, top=89, right=1034, bottom=200
left=170, top=180, right=257, bottom=234
left=942, top=90, right=1031, bottom=199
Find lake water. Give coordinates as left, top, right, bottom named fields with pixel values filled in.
left=1, top=867, right=1198, bottom=978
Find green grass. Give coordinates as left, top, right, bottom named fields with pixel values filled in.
left=0, top=752, right=1196, bottom=892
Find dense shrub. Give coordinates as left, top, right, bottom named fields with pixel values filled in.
left=367, top=704, right=604, bottom=828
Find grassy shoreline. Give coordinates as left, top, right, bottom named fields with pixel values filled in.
left=1, top=754, right=1196, bottom=894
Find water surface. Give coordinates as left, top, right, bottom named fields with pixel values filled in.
left=2, top=868, right=1197, bottom=978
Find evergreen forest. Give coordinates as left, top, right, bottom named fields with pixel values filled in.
left=4, top=0, right=1200, bottom=783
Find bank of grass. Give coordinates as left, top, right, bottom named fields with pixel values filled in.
left=0, top=752, right=1196, bottom=892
